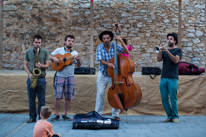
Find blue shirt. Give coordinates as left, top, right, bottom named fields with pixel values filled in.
left=96, top=42, right=124, bottom=76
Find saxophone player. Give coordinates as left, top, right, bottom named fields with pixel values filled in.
left=24, top=35, right=50, bottom=123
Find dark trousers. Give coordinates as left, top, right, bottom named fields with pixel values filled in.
left=52, top=135, right=60, bottom=137
left=27, top=77, right=46, bottom=120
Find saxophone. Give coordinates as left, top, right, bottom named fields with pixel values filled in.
left=30, top=47, right=41, bottom=88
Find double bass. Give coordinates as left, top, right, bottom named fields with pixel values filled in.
left=107, top=23, right=142, bottom=112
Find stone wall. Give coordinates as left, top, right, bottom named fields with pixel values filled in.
left=2, top=0, right=206, bottom=71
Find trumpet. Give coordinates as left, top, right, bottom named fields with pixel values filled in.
left=154, top=42, right=168, bottom=53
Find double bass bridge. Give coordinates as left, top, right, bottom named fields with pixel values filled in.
left=114, top=81, right=124, bottom=84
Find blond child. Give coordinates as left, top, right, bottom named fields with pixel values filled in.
left=33, top=106, right=61, bottom=137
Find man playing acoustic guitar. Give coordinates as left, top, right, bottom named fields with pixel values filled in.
left=49, top=35, right=81, bottom=121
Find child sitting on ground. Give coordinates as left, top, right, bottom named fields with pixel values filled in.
left=33, top=106, right=61, bottom=137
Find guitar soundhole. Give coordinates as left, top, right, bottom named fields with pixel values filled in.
left=63, top=57, right=67, bottom=62
left=57, top=63, right=59, bottom=66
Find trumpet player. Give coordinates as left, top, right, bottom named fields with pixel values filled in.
left=24, top=35, right=49, bottom=123
left=157, top=32, right=182, bottom=123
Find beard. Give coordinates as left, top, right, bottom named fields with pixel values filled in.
left=67, top=45, right=72, bottom=49
left=168, top=42, right=173, bottom=47
left=104, top=41, right=109, bottom=46
left=66, top=43, right=72, bottom=49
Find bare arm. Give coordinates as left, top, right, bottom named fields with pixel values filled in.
left=49, top=55, right=59, bottom=63
left=162, top=47, right=180, bottom=64
left=157, top=51, right=163, bottom=62
left=100, top=60, right=115, bottom=68
left=75, top=55, right=81, bottom=68
left=35, top=60, right=49, bottom=69
left=114, top=35, right=129, bottom=54
left=24, top=60, right=32, bottom=80
left=120, top=40, right=129, bottom=54
left=157, top=43, right=164, bottom=62
left=49, top=54, right=55, bottom=61
left=76, top=61, right=81, bottom=68
left=42, top=60, right=50, bottom=69
left=166, top=51, right=180, bottom=64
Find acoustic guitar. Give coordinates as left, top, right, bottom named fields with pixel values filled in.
left=52, top=51, right=92, bottom=71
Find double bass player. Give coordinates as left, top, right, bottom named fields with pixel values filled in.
left=95, top=30, right=129, bottom=121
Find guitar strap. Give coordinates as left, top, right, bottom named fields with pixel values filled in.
left=64, top=47, right=73, bottom=53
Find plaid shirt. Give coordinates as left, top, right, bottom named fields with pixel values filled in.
left=96, top=42, right=124, bottom=76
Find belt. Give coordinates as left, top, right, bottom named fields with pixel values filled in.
left=38, top=76, right=45, bottom=78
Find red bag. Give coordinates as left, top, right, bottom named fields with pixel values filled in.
left=178, top=62, right=205, bottom=75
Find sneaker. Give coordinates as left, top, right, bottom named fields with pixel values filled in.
left=51, top=115, right=60, bottom=121
left=62, top=114, right=72, bottom=121
left=173, top=119, right=179, bottom=123
left=163, top=118, right=173, bottom=123
left=27, top=118, right=36, bottom=123
left=113, top=116, right=121, bottom=121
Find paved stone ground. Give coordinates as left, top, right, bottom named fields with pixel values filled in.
left=0, top=113, right=205, bottom=137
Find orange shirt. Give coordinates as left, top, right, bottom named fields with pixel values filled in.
left=33, top=120, right=54, bottom=137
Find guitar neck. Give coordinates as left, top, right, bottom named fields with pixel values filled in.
left=65, top=52, right=87, bottom=60
left=65, top=55, right=76, bottom=60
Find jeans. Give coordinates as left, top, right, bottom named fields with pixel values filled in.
left=159, top=78, right=179, bottom=119
left=27, top=77, right=46, bottom=120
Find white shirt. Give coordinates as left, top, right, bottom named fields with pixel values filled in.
left=51, top=47, right=78, bottom=77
